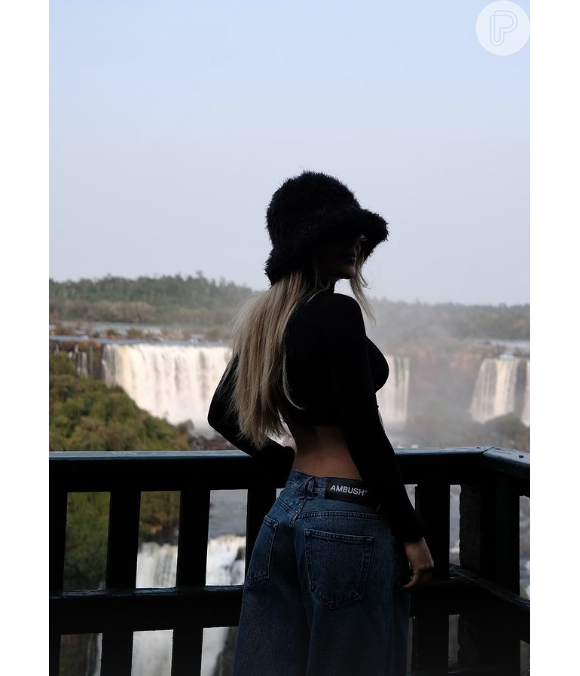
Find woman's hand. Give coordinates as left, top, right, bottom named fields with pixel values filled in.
left=402, top=537, right=434, bottom=590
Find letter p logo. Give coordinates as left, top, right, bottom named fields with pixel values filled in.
left=490, top=10, right=518, bottom=46
left=476, top=2, right=530, bottom=56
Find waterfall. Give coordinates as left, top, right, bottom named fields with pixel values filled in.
left=101, top=343, right=411, bottom=433
left=470, top=356, right=530, bottom=425
left=55, top=342, right=90, bottom=376
left=102, top=344, right=232, bottom=433
left=90, top=535, right=246, bottom=676
left=377, top=356, right=410, bottom=429
left=78, top=351, right=89, bottom=377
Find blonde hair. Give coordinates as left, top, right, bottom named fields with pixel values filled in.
left=220, top=253, right=375, bottom=448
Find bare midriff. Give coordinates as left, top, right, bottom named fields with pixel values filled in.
left=285, top=422, right=363, bottom=481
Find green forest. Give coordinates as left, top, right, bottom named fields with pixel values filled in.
left=49, top=273, right=252, bottom=329
left=49, top=273, right=529, bottom=345
left=50, top=352, right=192, bottom=452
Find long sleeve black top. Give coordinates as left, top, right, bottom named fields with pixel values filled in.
left=207, top=289, right=424, bottom=542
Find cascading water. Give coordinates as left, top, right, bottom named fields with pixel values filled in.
left=470, top=356, right=530, bottom=425
left=78, top=351, right=89, bottom=377
left=102, top=344, right=232, bottom=433
left=101, top=344, right=411, bottom=433
left=90, top=535, right=246, bottom=676
left=377, top=356, right=410, bottom=429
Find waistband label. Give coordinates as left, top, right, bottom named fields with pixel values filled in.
left=324, top=478, right=374, bottom=505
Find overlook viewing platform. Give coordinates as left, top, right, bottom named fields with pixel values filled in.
left=50, top=446, right=530, bottom=676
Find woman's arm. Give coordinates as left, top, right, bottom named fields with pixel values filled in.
left=318, top=293, right=425, bottom=543
left=207, top=353, right=295, bottom=470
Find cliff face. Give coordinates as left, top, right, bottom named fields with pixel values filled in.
left=49, top=340, right=104, bottom=380
left=398, top=345, right=504, bottom=418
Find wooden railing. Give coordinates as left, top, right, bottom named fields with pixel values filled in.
left=50, top=447, right=529, bottom=676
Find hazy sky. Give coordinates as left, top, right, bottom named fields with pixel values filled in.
left=50, top=0, right=530, bottom=305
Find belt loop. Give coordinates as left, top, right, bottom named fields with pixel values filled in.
left=305, top=476, right=315, bottom=499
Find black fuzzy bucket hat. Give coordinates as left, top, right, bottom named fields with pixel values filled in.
left=264, top=170, right=389, bottom=285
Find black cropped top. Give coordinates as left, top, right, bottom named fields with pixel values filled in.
left=207, top=290, right=424, bottom=542
left=283, top=295, right=389, bottom=425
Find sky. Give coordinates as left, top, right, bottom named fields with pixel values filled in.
left=49, top=0, right=530, bottom=305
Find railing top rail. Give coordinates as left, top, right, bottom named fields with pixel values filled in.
left=483, top=446, right=580, bottom=479
left=0, top=446, right=580, bottom=490
left=49, top=446, right=492, bottom=464
left=49, top=447, right=529, bottom=492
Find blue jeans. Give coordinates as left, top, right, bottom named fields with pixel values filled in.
left=233, top=469, right=412, bottom=676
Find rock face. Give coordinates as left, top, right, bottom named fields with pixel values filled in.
left=0, top=274, right=48, bottom=449
left=396, top=345, right=502, bottom=418
left=49, top=340, right=104, bottom=380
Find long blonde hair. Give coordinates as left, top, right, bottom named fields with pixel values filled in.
left=219, top=253, right=375, bottom=448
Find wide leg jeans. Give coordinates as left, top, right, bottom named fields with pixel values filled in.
left=232, top=469, right=412, bottom=676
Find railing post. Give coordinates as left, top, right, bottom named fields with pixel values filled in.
left=100, top=488, right=141, bottom=676
left=49, top=486, right=67, bottom=676
left=459, top=473, right=520, bottom=675
left=411, top=482, right=450, bottom=671
left=493, top=474, right=520, bottom=594
left=171, top=487, right=211, bottom=676
left=415, top=482, right=450, bottom=579
left=459, top=480, right=492, bottom=576
left=491, top=471, right=521, bottom=675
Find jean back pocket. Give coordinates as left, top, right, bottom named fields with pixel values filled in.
left=304, top=528, right=374, bottom=609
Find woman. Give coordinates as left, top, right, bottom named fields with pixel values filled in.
left=208, top=170, right=434, bottom=676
